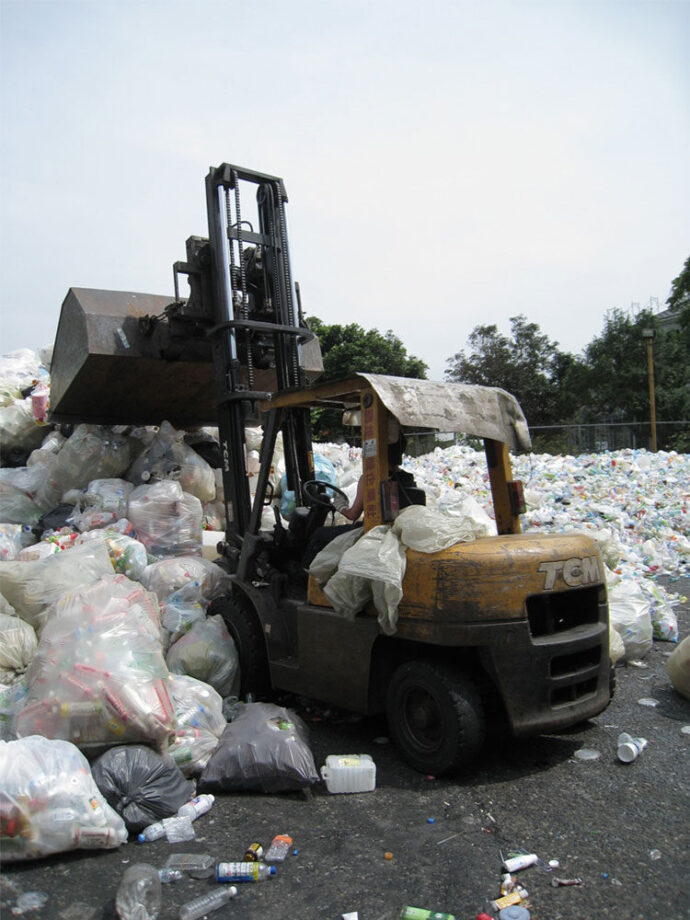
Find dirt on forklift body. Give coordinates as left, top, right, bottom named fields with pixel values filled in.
left=214, top=372, right=611, bottom=776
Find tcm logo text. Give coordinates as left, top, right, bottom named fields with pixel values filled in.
left=538, top=556, right=603, bottom=590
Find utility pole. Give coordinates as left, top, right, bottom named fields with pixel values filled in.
left=641, top=328, right=657, bottom=451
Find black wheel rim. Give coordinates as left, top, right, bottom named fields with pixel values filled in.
left=399, top=684, right=444, bottom=754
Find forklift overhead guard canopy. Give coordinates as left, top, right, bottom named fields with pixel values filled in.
left=263, top=373, right=532, bottom=453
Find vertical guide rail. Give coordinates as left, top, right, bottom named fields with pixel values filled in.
left=256, top=179, right=313, bottom=498
left=205, top=164, right=252, bottom=544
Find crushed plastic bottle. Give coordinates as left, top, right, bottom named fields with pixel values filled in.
left=164, top=852, right=215, bottom=878
left=264, top=834, right=293, bottom=863
left=115, top=864, right=162, bottom=920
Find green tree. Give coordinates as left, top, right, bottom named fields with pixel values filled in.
left=444, top=315, right=568, bottom=428
left=567, top=305, right=690, bottom=450
left=306, top=317, right=427, bottom=440
left=667, top=254, right=690, bottom=309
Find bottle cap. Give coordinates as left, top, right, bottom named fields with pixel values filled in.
left=269, top=866, right=277, bottom=875
left=617, top=741, right=638, bottom=762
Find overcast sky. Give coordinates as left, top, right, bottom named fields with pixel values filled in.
left=1, top=0, right=688, bottom=380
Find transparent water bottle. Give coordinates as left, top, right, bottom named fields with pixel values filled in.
left=176, top=793, right=215, bottom=821
left=115, top=864, right=162, bottom=920
left=179, top=886, right=237, bottom=920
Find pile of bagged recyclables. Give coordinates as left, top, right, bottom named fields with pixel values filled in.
left=0, top=346, right=689, bottom=862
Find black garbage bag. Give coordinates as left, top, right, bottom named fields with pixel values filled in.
left=198, top=702, right=319, bottom=794
left=91, top=744, right=195, bottom=833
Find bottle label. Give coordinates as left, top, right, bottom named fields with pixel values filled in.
left=217, top=861, right=259, bottom=882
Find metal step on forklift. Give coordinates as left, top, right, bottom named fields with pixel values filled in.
left=49, top=163, right=612, bottom=774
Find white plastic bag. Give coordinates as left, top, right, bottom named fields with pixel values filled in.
left=142, top=555, right=227, bottom=604
left=166, top=615, right=239, bottom=698
left=71, top=478, right=133, bottom=532
left=392, top=504, right=478, bottom=553
left=166, top=674, right=227, bottom=776
left=127, top=480, right=203, bottom=559
left=0, top=536, right=114, bottom=634
left=126, top=420, right=217, bottom=502
left=0, top=735, right=128, bottom=860
left=324, top=525, right=407, bottom=635
left=0, top=677, right=28, bottom=740
left=308, top=527, right=363, bottom=586
left=667, top=636, right=690, bottom=700
left=607, top=579, right=654, bottom=660
left=35, top=425, right=132, bottom=509
left=16, top=574, right=175, bottom=751
left=0, top=613, right=37, bottom=684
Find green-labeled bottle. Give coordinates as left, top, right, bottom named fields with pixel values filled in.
left=400, top=908, right=456, bottom=920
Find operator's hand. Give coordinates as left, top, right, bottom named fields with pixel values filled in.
left=332, top=491, right=349, bottom=513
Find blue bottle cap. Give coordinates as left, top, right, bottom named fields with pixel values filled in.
left=269, top=866, right=277, bottom=875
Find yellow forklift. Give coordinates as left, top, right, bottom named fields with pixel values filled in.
left=49, top=164, right=611, bottom=774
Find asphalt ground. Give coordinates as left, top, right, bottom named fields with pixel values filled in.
left=1, top=575, right=689, bottom=920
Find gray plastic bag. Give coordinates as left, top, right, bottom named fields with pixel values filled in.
left=198, top=702, right=319, bottom=793
left=90, top=743, right=195, bottom=833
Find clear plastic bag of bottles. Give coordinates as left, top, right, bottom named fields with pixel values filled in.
left=127, top=481, right=203, bottom=560
left=165, top=674, right=226, bottom=776
left=0, top=735, right=127, bottom=861
left=166, top=615, right=239, bottom=698
left=15, top=574, right=175, bottom=751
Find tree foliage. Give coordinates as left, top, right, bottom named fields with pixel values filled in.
left=306, top=316, right=427, bottom=440
left=667, top=254, right=690, bottom=309
left=444, top=315, right=568, bottom=427
left=442, top=253, right=690, bottom=452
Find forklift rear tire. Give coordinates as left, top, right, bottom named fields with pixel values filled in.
left=386, top=660, right=485, bottom=775
left=213, top=594, right=270, bottom=701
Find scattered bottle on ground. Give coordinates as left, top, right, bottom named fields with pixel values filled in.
left=177, top=793, right=215, bottom=821
left=617, top=732, right=648, bottom=763
left=216, top=861, right=277, bottom=882
left=264, top=834, right=292, bottom=863
left=138, top=815, right=194, bottom=843
left=400, top=908, right=456, bottom=920
left=115, top=863, right=162, bottom=920
left=178, top=886, right=238, bottom=920
left=164, top=852, right=215, bottom=878
left=244, top=842, right=264, bottom=861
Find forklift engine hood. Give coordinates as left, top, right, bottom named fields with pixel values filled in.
left=357, top=374, right=532, bottom=453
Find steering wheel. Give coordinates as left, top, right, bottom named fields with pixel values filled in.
left=302, top=479, right=350, bottom=512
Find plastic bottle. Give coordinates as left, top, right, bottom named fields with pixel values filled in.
left=264, top=834, right=292, bottom=863
left=617, top=732, right=648, bottom=763
left=400, top=909, right=456, bottom=920
left=158, top=868, right=184, bottom=884
left=179, top=886, right=238, bottom=920
left=138, top=815, right=194, bottom=844
left=502, top=853, right=538, bottom=872
left=216, top=861, right=277, bottom=882
left=177, top=793, right=215, bottom=821
left=115, top=863, right=162, bottom=920
left=138, top=820, right=166, bottom=843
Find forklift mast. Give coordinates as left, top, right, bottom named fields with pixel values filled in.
left=175, top=165, right=316, bottom=556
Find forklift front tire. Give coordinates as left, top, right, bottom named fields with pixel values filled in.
left=386, top=660, right=485, bottom=775
left=212, top=594, right=270, bottom=701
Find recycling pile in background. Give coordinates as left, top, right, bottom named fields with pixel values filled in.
left=0, top=346, right=689, bottom=867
